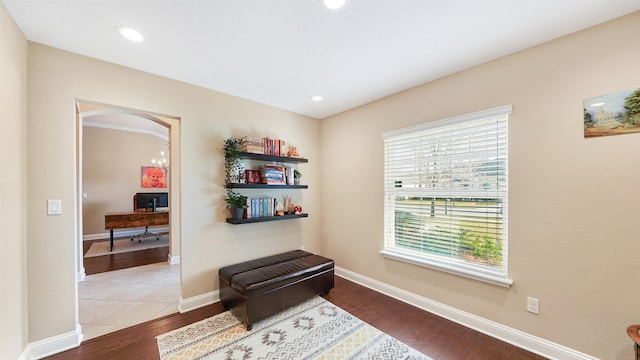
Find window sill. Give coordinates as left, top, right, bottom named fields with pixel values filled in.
left=380, top=249, right=513, bottom=288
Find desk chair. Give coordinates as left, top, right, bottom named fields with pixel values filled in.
left=131, top=226, right=161, bottom=242
left=131, top=196, right=163, bottom=242
left=628, top=325, right=640, bottom=360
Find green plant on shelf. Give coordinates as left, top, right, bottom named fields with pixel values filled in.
left=225, top=190, right=247, bottom=209
left=224, top=136, right=246, bottom=185
left=293, top=169, right=302, bottom=185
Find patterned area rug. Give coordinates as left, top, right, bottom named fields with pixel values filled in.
left=156, top=296, right=431, bottom=360
left=84, top=236, right=169, bottom=257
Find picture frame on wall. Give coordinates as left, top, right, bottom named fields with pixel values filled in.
left=584, top=88, right=640, bottom=138
left=141, top=166, right=167, bottom=188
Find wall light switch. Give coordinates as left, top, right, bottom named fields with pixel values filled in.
left=48, top=199, right=62, bottom=215
left=527, top=296, right=539, bottom=314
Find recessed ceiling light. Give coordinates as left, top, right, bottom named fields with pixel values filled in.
left=322, top=0, right=347, bottom=10
left=310, top=95, right=324, bottom=102
left=115, top=26, right=144, bottom=42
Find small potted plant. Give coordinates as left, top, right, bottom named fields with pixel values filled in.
left=225, top=190, right=247, bottom=220
left=293, top=169, right=302, bottom=185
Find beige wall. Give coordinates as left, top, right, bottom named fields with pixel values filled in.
left=26, top=42, right=321, bottom=343
left=82, top=126, right=169, bottom=235
left=7, top=2, right=639, bottom=358
left=0, top=3, right=28, bottom=359
left=320, top=11, right=640, bottom=359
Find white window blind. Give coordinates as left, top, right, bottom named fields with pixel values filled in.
left=382, top=105, right=513, bottom=287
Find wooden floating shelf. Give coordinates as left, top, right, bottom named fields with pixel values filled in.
left=239, top=152, right=308, bottom=163
left=226, top=183, right=308, bottom=189
left=226, top=213, right=309, bottom=225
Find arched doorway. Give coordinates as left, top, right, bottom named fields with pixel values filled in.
left=75, top=100, right=181, bottom=340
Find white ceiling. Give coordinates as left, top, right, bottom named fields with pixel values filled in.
left=3, top=1, right=640, bottom=119
left=83, top=112, right=169, bottom=140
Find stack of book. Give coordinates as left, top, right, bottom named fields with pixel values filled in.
left=246, top=197, right=277, bottom=219
left=240, top=136, right=299, bottom=158
left=241, top=137, right=264, bottom=154
left=260, top=165, right=286, bottom=185
left=262, top=137, right=287, bottom=156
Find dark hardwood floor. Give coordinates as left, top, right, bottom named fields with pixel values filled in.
left=57, top=247, right=548, bottom=360
left=83, top=237, right=169, bottom=275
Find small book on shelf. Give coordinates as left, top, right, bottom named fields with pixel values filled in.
left=260, top=164, right=286, bottom=185
left=262, top=137, right=292, bottom=157
left=246, top=196, right=278, bottom=218
left=242, top=136, right=265, bottom=154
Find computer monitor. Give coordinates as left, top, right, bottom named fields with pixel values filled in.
left=135, top=192, right=169, bottom=212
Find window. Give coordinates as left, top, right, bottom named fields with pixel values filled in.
left=382, top=105, right=513, bottom=287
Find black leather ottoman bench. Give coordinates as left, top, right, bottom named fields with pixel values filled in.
left=219, top=250, right=334, bottom=330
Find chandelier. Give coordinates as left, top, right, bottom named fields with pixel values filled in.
left=151, top=151, right=169, bottom=174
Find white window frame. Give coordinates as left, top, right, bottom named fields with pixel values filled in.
left=381, top=105, right=513, bottom=288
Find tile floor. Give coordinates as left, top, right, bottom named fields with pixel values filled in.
left=78, top=262, right=180, bottom=340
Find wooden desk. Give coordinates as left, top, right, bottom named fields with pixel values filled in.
left=105, top=211, right=169, bottom=251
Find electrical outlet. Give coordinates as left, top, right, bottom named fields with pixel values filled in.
left=527, top=297, right=539, bottom=314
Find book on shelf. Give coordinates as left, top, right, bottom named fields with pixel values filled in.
left=241, top=136, right=300, bottom=158
left=243, top=165, right=297, bottom=186
left=284, top=167, right=294, bottom=185
left=242, top=136, right=265, bottom=154
left=262, top=137, right=290, bottom=157
left=260, top=164, right=286, bottom=185
left=244, top=196, right=277, bottom=218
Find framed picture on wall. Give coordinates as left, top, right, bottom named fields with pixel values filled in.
left=141, top=166, right=167, bottom=188
left=584, top=88, right=640, bottom=138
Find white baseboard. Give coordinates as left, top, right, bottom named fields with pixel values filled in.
left=335, top=266, right=597, bottom=360
left=19, top=324, right=82, bottom=360
left=26, top=266, right=594, bottom=360
left=77, top=266, right=86, bottom=282
left=83, top=226, right=169, bottom=241
left=21, top=292, right=219, bottom=358
left=179, top=290, right=219, bottom=313
left=168, top=254, right=180, bottom=265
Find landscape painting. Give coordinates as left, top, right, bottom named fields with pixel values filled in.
left=584, top=88, right=640, bottom=138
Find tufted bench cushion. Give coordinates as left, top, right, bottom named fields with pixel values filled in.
left=230, top=255, right=334, bottom=297
left=219, top=250, right=334, bottom=330
left=219, top=249, right=312, bottom=285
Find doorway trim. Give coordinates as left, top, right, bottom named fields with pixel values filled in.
left=74, top=99, right=182, bottom=339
